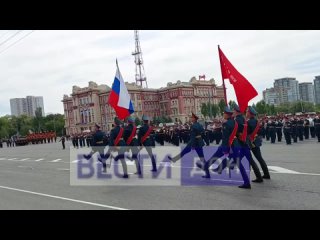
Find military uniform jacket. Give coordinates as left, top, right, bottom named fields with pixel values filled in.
left=235, top=114, right=246, bottom=144
left=124, top=124, right=138, bottom=146
left=222, top=118, right=239, bottom=149
left=92, top=130, right=106, bottom=146
left=186, top=122, right=205, bottom=148
left=247, top=117, right=262, bottom=147
left=109, top=126, right=126, bottom=147
left=138, top=123, right=155, bottom=147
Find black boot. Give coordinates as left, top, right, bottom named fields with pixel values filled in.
left=252, top=178, right=263, bottom=183
left=239, top=184, right=251, bottom=189
left=262, top=175, right=271, bottom=179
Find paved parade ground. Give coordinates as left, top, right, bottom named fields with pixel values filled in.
left=0, top=139, right=319, bottom=210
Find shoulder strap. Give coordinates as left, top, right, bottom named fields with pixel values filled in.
left=250, top=120, right=260, bottom=142
left=114, top=127, right=124, bottom=146
left=126, top=126, right=137, bottom=145
left=240, top=123, right=248, bottom=142
left=229, top=120, right=238, bottom=146
left=141, top=126, right=152, bottom=144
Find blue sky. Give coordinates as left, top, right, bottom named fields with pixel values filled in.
left=0, top=30, right=319, bottom=116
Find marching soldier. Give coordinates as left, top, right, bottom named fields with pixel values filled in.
left=138, top=115, right=157, bottom=172
left=196, top=106, right=251, bottom=189
left=246, top=106, right=270, bottom=180
left=84, top=123, right=108, bottom=173
left=107, top=117, right=128, bottom=178
left=123, top=116, right=141, bottom=175
left=168, top=113, right=205, bottom=166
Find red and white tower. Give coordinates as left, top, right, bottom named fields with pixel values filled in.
left=132, top=30, right=148, bottom=88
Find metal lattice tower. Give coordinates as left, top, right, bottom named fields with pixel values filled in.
left=132, top=30, right=148, bottom=88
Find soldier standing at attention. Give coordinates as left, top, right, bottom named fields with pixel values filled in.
left=283, top=117, right=292, bottom=145
left=138, top=115, right=157, bottom=172
left=168, top=113, right=205, bottom=166
left=59, top=136, right=66, bottom=149
left=314, top=115, right=320, bottom=142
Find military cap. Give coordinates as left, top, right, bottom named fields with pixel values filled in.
left=224, top=106, right=233, bottom=115
left=248, top=106, right=257, bottom=115
left=142, top=115, right=150, bottom=121
left=114, top=117, right=122, bottom=125
left=127, top=116, right=135, bottom=123
left=233, top=104, right=241, bottom=112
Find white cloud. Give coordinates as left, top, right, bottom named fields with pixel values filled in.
left=0, top=30, right=319, bottom=116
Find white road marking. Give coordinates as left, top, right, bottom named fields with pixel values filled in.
left=57, top=168, right=70, bottom=171
left=51, top=159, right=62, bottom=162
left=268, top=166, right=300, bottom=174
left=0, top=185, right=128, bottom=210
left=35, top=159, right=44, bottom=162
left=7, top=158, right=17, bottom=161
left=19, top=158, right=30, bottom=161
left=72, top=160, right=79, bottom=163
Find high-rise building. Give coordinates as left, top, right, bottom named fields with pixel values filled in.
left=10, top=96, right=45, bottom=117
left=299, top=82, right=315, bottom=103
left=274, top=77, right=300, bottom=104
left=26, top=96, right=45, bottom=116
left=314, top=76, right=320, bottom=104
left=263, top=88, right=280, bottom=106
left=10, top=98, right=28, bottom=116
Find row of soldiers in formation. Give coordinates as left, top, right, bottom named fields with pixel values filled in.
left=0, top=131, right=58, bottom=148
left=258, top=116, right=320, bottom=145
left=81, top=103, right=268, bottom=189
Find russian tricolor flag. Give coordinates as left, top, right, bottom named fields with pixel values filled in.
left=108, top=60, right=134, bottom=120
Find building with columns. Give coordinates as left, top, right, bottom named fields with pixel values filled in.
left=62, top=77, right=225, bottom=135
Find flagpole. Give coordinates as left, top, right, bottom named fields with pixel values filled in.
left=218, top=45, right=228, bottom=106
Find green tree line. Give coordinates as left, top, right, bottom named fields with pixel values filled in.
left=0, top=112, right=65, bottom=138
left=254, top=100, right=320, bottom=115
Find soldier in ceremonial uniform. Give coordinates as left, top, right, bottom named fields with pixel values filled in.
left=83, top=123, right=108, bottom=173
left=291, top=117, right=298, bottom=143
left=107, top=117, right=128, bottom=178
left=196, top=106, right=251, bottom=189
left=314, top=115, right=320, bottom=142
left=276, top=119, right=283, bottom=142
left=168, top=113, right=205, bottom=166
left=59, top=135, right=66, bottom=149
left=297, top=118, right=304, bottom=141
left=283, top=117, right=292, bottom=145
left=269, top=118, right=276, bottom=144
left=304, top=117, right=310, bottom=140
left=123, top=116, right=141, bottom=175
left=138, top=115, right=157, bottom=172
left=246, top=106, right=270, bottom=180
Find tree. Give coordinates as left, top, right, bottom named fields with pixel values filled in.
left=218, top=99, right=226, bottom=115
left=228, top=100, right=237, bottom=110
left=256, top=100, right=267, bottom=114
left=34, top=107, right=43, bottom=132
left=201, top=103, right=208, bottom=118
